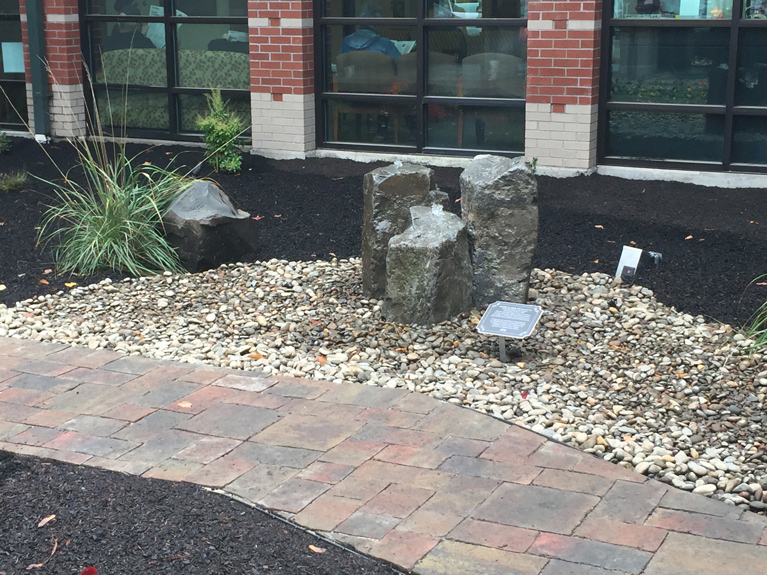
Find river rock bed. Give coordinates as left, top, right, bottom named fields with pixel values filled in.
left=1, top=258, right=766, bottom=512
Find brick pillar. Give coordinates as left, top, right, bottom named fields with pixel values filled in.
left=525, top=1, right=601, bottom=171
left=248, top=0, right=315, bottom=159
left=19, top=0, right=85, bottom=137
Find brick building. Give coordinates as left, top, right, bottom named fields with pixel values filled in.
left=1, top=1, right=765, bottom=173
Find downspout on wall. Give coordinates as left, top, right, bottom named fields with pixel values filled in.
left=26, top=0, right=51, bottom=138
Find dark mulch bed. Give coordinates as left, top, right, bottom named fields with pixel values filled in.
left=1, top=137, right=766, bottom=325
left=1, top=136, right=767, bottom=573
left=0, top=452, right=400, bottom=575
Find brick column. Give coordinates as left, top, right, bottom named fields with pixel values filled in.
left=248, top=0, right=315, bottom=159
left=525, top=1, right=601, bottom=171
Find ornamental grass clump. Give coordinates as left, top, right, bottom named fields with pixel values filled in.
left=0, top=170, right=27, bottom=192
left=745, top=276, right=767, bottom=352
left=36, top=143, right=191, bottom=277
left=196, top=88, right=245, bottom=174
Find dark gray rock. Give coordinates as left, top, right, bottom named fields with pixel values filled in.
left=362, top=163, right=449, bottom=298
left=162, top=180, right=259, bottom=272
left=383, top=205, right=473, bottom=325
left=460, top=155, right=538, bottom=308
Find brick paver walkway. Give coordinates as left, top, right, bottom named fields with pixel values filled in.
left=1, top=336, right=767, bottom=574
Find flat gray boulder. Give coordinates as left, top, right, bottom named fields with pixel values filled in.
left=461, top=155, right=538, bottom=308
left=383, top=205, right=473, bottom=325
left=362, top=163, right=449, bottom=298
left=163, top=180, right=259, bottom=272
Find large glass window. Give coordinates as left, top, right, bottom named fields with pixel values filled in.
left=83, top=0, right=250, bottom=139
left=602, top=0, right=767, bottom=170
left=0, top=1, right=27, bottom=127
left=318, top=0, right=527, bottom=154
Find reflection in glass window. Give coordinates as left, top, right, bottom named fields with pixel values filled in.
left=614, top=0, right=733, bottom=18
left=0, top=0, right=20, bottom=15
left=737, top=29, right=767, bottom=107
left=610, top=27, right=729, bottom=105
left=732, top=115, right=767, bottom=164
left=177, top=24, right=250, bottom=89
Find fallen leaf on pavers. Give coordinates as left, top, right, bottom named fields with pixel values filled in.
left=249, top=351, right=264, bottom=361
left=38, top=279, right=49, bottom=285
left=685, top=235, right=693, bottom=240
left=594, top=224, right=604, bottom=229
left=177, top=401, right=193, bottom=409
left=65, top=282, right=77, bottom=288
left=37, top=515, right=55, bottom=528
left=308, top=545, right=326, bottom=554
left=317, top=355, right=327, bottom=365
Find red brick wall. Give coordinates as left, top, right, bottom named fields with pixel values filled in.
left=248, top=0, right=314, bottom=100
left=526, top=0, right=602, bottom=113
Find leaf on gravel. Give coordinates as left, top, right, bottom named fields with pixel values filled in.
left=37, top=515, right=55, bottom=528
left=38, top=279, right=49, bottom=285
left=177, top=401, right=193, bottom=408
left=308, top=545, right=326, bottom=553
left=594, top=224, right=604, bottom=229
left=65, top=282, right=77, bottom=288
left=685, top=235, right=693, bottom=240
left=317, top=355, right=327, bottom=365
left=249, top=351, right=264, bottom=361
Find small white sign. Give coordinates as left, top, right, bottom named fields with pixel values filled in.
left=1, top=42, right=24, bottom=74
left=616, top=245, right=642, bottom=279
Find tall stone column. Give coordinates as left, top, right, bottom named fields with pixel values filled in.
left=524, top=0, right=601, bottom=171
left=248, top=0, right=316, bottom=159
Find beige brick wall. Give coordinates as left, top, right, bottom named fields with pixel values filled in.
left=250, top=92, right=315, bottom=159
left=524, top=102, right=598, bottom=170
left=49, top=83, right=86, bottom=138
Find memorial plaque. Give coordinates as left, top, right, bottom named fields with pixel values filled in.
left=477, top=301, right=543, bottom=339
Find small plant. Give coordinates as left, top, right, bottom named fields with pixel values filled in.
left=0, top=131, right=10, bottom=154
left=745, top=274, right=767, bottom=352
left=0, top=170, right=27, bottom=192
left=530, top=156, right=538, bottom=175
left=196, top=88, right=244, bottom=174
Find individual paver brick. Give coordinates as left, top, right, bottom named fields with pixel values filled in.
left=645, top=507, right=764, bottom=544
left=396, top=509, right=464, bottom=537
left=59, top=367, right=137, bottom=386
left=352, top=424, right=441, bottom=448
left=5, top=373, right=79, bottom=394
left=81, top=455, right=152, bottom=475
left=43, top=384, right=140, bottom=416
left=103, top=356, right=165, bottom=375
left=164, top=386, right=239, bottom=415
left=23, top=409, right=77, bottom=428
left=439, top=455, right=541, bottom=484
left=351, top=460, right=452, bottom=490
left=222, top=391, right=288, bottom=410
left=266, top=377, right=333, bottom=399
left=184, top=455, right=258, bottom=487
left=258, top=478, right=330, bottom=513
left=179, top=369, right=226, bottom=385
left=119, top=365, right=196, bottom=392
left=319, top=439, right=387, bottom=466
left=0, top=356, right=24, bottom=370
left=115, top=430, right=199, bottom=467
left=533, top=468, right=615, bottom=496
left=435, top=436, right=490, bottom=458
left=354, top=407, right=424, bottom=428
left=0, top=387, right=52, bottom=406
left=319, top=384, right=407, bottom=408
left=213, top=373, right=276, bottom=393
left=229, top=442, right=321, bottom=468
left=575, top=515, right=668, bottom=552
left=524, top=441, right=585, bottom=470
left=0, top=369, right=18, bottom=383
left=414, top=405, right=508, bottom=442
left=132, top=381, right=203, bottom=409
left=14, top=360, right=76, bottom=377
left=421, top=475, right=501, bottom=516
left=11, top=425, right=63, bottom=446
left=225, top=463, right=299, bottom=502
left=60, top=415, right=127, bottom=437
left=293, top=494, right=363, bottom=531
left=643, top=532, right=767, bottom=574
left=112, top=409, right=192, bottom=443
left=393, top=391, right=441, bottom=414
left=657, top=487, right=744, bottom=519
left=297, top=461, right=355, bottom=484
left=374, top=445, right=450, bottom=469
left=329, top=476, right=390, bottom=502
left=472, top=483, right=599, bottom=535
left=177, top=403, right=281, bottom=440
left=173, top=436, right=242, bottom=464
left=572, top=456, right=646, bottom=483
left=278, top=398, right=365, bottom=419
left=46, top=347, right=123, bottom=369
left=0, top=421, right=30, bottom=441
left=448, top=518, right=538, bottom=552
left=540, top=560, right=633, bottom=575
left=0, top=442, right=92, bottom=465
left=359, top=483, right=435, bottom=518
left=102, top=403, right=157, bottom=422
left=0, top=402, right=40, bottom=422
left=587, top=479, right=668, bottom=524
left=372, top=530, right=440, bottom=570
left=250, top=413, right=362, bottom=451
left=529, top=532, right=653, bottom=574
left=335, top=511, right=400, bottom=539
left=326, top=532, right=377, bottom=555
left=414, top=540, right=547, bottom=575
left=44, top=431, right=138, bottom=458
left=142, top=459, right=203, bottom=482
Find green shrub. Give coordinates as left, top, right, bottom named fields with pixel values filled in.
left=196, top=88, right=244, bottom=174
left=0, top=131, right=10, bottom=154
left=37, top=142, right=190, bottom=277
left=0, top=170, right=27, bottom=192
